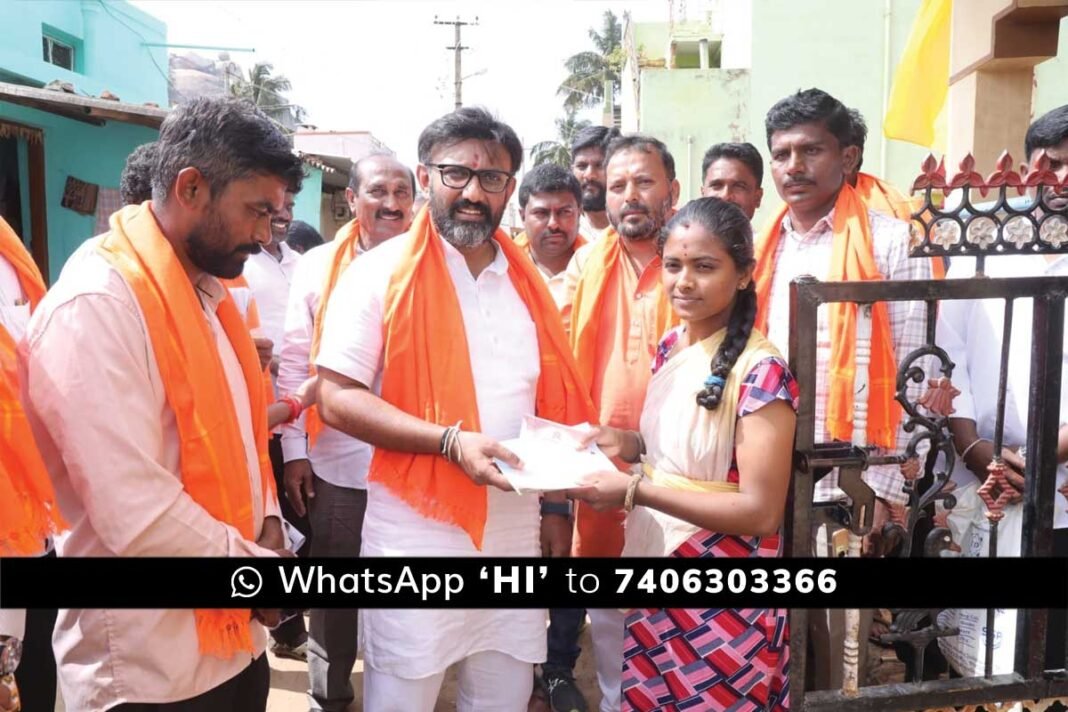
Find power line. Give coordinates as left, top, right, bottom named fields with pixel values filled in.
left=433, top=15, right=478, bottom=110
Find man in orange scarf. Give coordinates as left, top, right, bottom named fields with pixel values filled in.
left=315, top=107, right=595, bottom=711
left=0, top=216, right=65, bottom=712
left=753, top=88, right=933, bottom=689
left=277, top=153, right=414, bottom=711
left=560, top=134, right=680, bottom=712
left=516, top=164, right=585, bottom=308
left=19, top=97, right=304, bottom=712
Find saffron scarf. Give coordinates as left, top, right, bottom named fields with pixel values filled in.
left=371, top=208, right=596, bottom=549
left=753, top=183, right=901, bottom=448
left=855, top=171, right=945, bottom=279
left=0, top=217, right=67, bottom=555
left=305, top=218, right=362, bottom=447
left=568, top=227, right=677, bottom=389
left=98, top=204, right=276, bottom=658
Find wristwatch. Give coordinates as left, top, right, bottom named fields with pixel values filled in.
left=540, top=499, right=573, bottom=519
left=0, top=636, right=21, bottom=676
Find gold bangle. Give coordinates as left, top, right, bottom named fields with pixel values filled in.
left=624, top=472, right=644, bottom=512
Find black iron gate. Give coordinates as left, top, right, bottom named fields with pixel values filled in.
left=786, top=152, right=1068, bottom=710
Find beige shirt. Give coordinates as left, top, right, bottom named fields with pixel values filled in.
left=20, top=239, right=281, bottom=712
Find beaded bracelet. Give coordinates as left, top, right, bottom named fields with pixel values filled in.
left=279, top=395, right=303, bottom=424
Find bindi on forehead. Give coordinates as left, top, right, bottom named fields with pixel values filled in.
left=431, top=139, right=511, bottom=171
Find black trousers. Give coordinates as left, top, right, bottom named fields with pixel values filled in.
left=111, top=654, right=269, bottom=712
left=268, top=434, right=309, bottom=647
left=14, top=605, right=57, bottom=712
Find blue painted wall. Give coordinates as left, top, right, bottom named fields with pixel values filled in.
left=0, top=0, right=168, bottom=106
left=0, top=103, right=158, bottom=280
left=292, top=166, right=323, bottom=235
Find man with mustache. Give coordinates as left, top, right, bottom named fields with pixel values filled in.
left=752, top=88, right=932, bottom=689
left=19, top=96, right=303, bottom=711
left=561, top=134, right=680, bottom=711
left=571, top=126, right=620, bottom=241
left=277, top=153, right=414, bottom=712
left=699, top=141, right=765, bottom=220
left=315, top=107, right=594, bottom=711
left=934, top=103, right=1068, bottom=676
left=516, top=164, right=585, bottom=308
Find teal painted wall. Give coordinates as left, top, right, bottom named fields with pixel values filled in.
left=292, top=166, right=323, bottom=235
left=0, top=0, right=168, bottom=106
left=0, top=102, right=158, bottom=280
left=638, top=68, right=750, bottom=204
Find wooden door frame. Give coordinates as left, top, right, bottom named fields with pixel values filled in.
left=0, top=118, right=48, bottom=281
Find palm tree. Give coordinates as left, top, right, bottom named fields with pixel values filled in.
left=530, top=112, right=592, bottom=168
left=558, top=11, right=623, bottom=112
left=228, top=62, right=305, bottom=129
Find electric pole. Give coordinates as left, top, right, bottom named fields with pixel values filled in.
left=434, top=15, right=478, bottom=109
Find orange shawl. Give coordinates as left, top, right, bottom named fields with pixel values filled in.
left=855, top=172, right=945, bottom=279
left=569, top=227, right=677, bottom=391
left=0, top=217, right=66, bottom=555
left=753, top=183, right=900, bottom=448
left=303, top=218, right=362, bottom=447
left=98, top=204, right=276, bottom=658
left=371, top=209, right=596, bottom=549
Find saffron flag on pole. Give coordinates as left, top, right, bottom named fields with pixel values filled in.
left=883, top=0, right=952, bottom=148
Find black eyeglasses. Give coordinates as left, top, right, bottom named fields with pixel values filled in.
left=428, top=164, right=513, bottom=194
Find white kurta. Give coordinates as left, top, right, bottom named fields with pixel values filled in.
left=316, top=232, right=546, bottom=679
left=936, top=253, right=1068, bottom=532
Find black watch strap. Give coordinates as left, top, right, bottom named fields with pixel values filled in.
left=540, top=499, right=573, bottom=518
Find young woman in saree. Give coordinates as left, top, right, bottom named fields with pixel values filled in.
left=569, top=197, right=798, bottom=712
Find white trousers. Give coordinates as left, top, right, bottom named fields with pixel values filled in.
left=362, top=649, right=534, bottom=712
left=589, top=608, right=625, bottom=712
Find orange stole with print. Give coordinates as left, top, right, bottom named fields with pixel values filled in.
left=370, top=209, right=596, bottom=550
left=0, top=216, right=66, bottom=555
left=98, top=204, right=276, bottom=658
left=753, top=183, right=901, bottom=448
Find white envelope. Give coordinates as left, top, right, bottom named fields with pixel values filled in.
left=493, top=415, right=616, bottom=493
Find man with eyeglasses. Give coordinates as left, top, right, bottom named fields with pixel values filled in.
left=315, top=107, right=595, bottom=711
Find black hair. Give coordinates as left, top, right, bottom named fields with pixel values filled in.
left=658, top=197, right=756, bottom=411
left=517, top=164, right=582, bottom=208
left=417, top=106, right=524, bottom=174
left=152, top=96, right=304, bottom=204
left=285, top=219, right=324, bottom=253
left=1025, top=104, right=1068, bottom=160
left=570, top=125, right=621, bottom=157
left=764, top=88, right=854, bottom=150
left=846, top=107, right=868, bottom=171
left=348, top=153, right=417, bottom=195
left=700, top=142, right=764, bottom=187
left=605, top=134, right=676, bottom=182
left=120, top=141, right=158, bottom=205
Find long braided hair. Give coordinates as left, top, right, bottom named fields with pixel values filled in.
left=657, top=197, right=757, bottom=411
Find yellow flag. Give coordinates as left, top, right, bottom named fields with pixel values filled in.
left=883, top=0, right=952, bottom=148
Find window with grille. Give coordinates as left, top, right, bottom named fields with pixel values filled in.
left=42, top=35, right=74, bottom=71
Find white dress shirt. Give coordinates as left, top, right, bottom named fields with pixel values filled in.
left=315, top=233, right=547, bottom=679
left=937, top=253, right=1068, bottom=529
left=242, top=240, right=299, bottom=357
left=763, top=208, right=932, bottom=505
left=278, top=238, right=374, bottom=489
left=20, top=238, right=281, bottom=712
